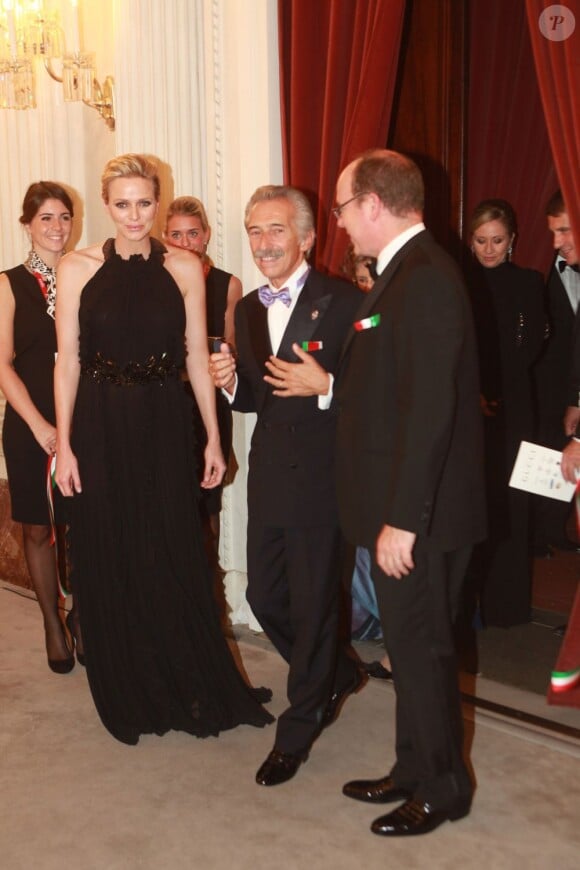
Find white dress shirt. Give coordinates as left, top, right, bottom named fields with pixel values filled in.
left=266, top=259, right=310, bottom=354
left=376, top=222, right=426, bottom=275
left=556, top=253, right=580, bottom=315
left=224, top=259, right=333, bottom=407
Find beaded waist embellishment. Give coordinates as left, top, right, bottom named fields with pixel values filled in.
left=81, top=352, right=179, bottom=386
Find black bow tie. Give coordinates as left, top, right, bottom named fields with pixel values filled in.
left=559, top=260, right=579, bottom=273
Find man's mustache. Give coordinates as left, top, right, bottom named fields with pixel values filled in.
left=254, top=248, right=284, bottom=260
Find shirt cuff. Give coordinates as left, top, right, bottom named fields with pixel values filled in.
left=317, top=372, right=334, bottom=410
left=222, top=373, right=238, bottom=404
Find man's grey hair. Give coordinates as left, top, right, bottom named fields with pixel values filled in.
left=244, top=185, right=316, bottom=256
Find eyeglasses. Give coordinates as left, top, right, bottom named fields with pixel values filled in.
left=332, top=192, right=366, bottom=219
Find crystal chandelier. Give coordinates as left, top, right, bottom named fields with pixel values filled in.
left=0, top=0, right=115, bottom=129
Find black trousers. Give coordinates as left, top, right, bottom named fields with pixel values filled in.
left=372, top=539, right=473, bottom=810
left=247, top=520, right=356, bottom=756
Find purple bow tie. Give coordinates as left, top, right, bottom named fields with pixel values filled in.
left=258, top=286, right=292, bottom=308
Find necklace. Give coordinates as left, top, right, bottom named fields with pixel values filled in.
left=24, top=250, right=57, bottom=320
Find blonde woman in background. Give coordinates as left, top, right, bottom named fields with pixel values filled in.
left=164, top=196, right=242, bottom=546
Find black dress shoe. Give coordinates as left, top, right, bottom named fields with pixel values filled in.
left=361, top=660, right=392, bottom=681
left=255, top=749, right=306, bottom=786
left=321, top=668, right=365, bottom=729
left=371, top=797, right=471, bottom=836
left=343, top=774, right=412, bottom=804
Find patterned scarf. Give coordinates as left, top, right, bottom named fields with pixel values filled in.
left=25, top=249, right=57, bottom=320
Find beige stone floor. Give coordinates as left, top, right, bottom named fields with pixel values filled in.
left=1, top=581, right=579, bottom=870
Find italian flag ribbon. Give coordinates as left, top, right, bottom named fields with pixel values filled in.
left=46, top=454, right=68, bottom=599
left=301, top=341, right=323, bottom=351
left=550, top=667, right=580, bottom=693
left=354, top=313, right=381, bottom=331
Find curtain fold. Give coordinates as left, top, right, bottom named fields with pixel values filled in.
left=466, top=1, right=558, bottom=274
left=278, top=0, right=405, bottom=275
left=525, top=0, right=580, bottom=252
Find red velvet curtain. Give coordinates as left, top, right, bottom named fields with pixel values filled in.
left=466, top=1, right=558, bottom=274
left=526, top=0, right=580, bottom=256
left=278, top=0, right=405, bottom=275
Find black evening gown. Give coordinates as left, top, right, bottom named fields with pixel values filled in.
left=469, top=260, right=545, bottom=627
left=69, top=239, right=273, bottom=744
left=1, top=265, right=66, bottom=524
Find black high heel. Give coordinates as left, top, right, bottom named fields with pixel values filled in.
left=66, top=611, right=86, bottom=667
left=46, top=628, right=74, bottom=674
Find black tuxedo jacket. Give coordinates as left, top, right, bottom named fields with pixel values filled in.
left=233, top=268, right=362, bottom=526
left=568, top=283, right=580, bottom=409
left=535, top=261, right=576, bottom=418
left=335, top=229, right=486, bottom=553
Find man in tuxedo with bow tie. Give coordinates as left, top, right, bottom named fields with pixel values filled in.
left=332, top=150, right=486, bottom=836
left=548, top=192, right=580, bottom=483
left=534, top=191, right=580, bottom=539
left=210, top=185, right=363, bottom=786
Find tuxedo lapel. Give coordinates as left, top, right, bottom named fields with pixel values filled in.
left=340, top=230, right=430, bottom=359
left=246, top=291, right=272, bottom=368
left=277, top=273, right=332, bottom=360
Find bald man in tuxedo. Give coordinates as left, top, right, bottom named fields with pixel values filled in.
left=333, top=149, right=486, bottom=837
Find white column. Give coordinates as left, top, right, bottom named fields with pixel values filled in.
left=204, top=0, right=283, bottom=626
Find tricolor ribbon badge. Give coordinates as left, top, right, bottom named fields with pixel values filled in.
left=354, top=313, right=381, bottom=332
left=301, top=341, right=323, bottom=351
left=550, top=667, right=580, bottom=693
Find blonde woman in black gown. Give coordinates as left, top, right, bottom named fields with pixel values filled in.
left=54, top=154, right=272, bottom=743
left=0, top=182, right=76, bottom=673
left=468, top=199, right=545, bottom=627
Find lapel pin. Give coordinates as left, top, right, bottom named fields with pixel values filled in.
left=311, top=309, right=319, bottom=321
left=301, top=341, right=323, bottom=351
left=354, top=313, right=381, bottom=331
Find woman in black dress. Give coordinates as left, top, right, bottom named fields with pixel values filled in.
left=0, top=182, right=75, bottom=673
left=163, top=196, right=242, bottom=544
left=468, top=199, right=545, bottom=627
left=54, top=154, right=272, bottom=744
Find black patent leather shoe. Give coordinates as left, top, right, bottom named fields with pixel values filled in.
left=321, top=668, right=365, bottom=729
left=361, top=660, right=392, bottom=681
left=371, top=797, right=471, bottom=836
left=343, top=775, right=412, bottom=804
left=255, top=749, right=306, bottom=786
